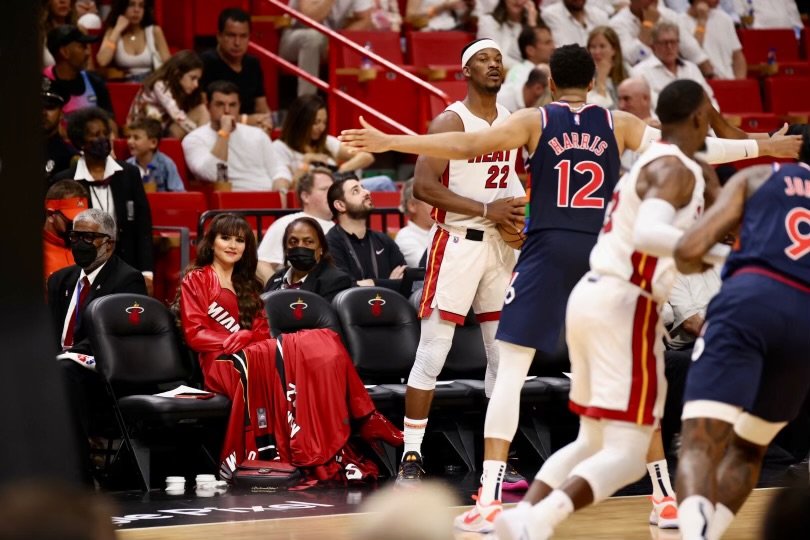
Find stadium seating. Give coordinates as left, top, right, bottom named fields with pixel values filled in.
left=407, top=31, right=474, bottom=82
left=764, top=76, right=810, bottom=118
left=262, top=289, right=344, bottom=339
left=369, top=191, right=403, bottom=234
left=708, top=79, right=782, bottom=133
left=208, top=191, right=285, bottom=233
left=738, top=28, right=801, bottom=64
left=428, top=80, right=467, bottom=118
left=86, top=293, right=230, bottom=490
left=339, top=31, right=406, bottom=69
left=107, top=82, right=141, bottom=128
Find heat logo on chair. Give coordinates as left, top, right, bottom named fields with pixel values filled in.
left=126, top=302, right=144, bottom=325
left=289, top=298, right=308, bottom=320
left=368, top=294, right=386, bottom=317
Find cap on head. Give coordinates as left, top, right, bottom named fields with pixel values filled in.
left=45, top=197, right=89, bottom=220
left=42, top=77, right=67, bottom=108
left=46, top=25, right=100, bottom=59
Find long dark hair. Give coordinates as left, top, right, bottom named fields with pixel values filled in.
left=104, top=0, right=156, bottom=29
left=492, top=0, right=538, bottom=26
left=142, top=50, right=204, bottom=111
left=587, top=26, right=628, bottom=88
left=282, top=217, right=333, bottom=268
left=280, top=95, right=329, bottom=155
left=177, top=214, right=264, bottom=329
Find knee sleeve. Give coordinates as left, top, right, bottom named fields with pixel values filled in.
left=535, top=417, right=604, bottom=489
left=407, top=312, right=455, bottom=391
left=484, top=341, right=535, bottom=440
left=480, top=321, right=500, bottom=397
left=569, top=421, right=653, bottom=503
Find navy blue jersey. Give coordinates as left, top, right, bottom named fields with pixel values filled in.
left=527, top=102, right=621, bottom=235
left=724, top=162, right=810, bottom=286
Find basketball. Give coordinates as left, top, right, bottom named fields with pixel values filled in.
left=498, top=221, right=526, bottom=249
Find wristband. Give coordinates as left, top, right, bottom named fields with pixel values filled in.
left=642, top=20, right=654, bottom=29
left=241, top=114, right=248, bottom=124
left=217, top=129, right=230, bottom=139
left=482, top=202, right=488, bottom=218
left=695, top=25, right=706, bottom=33
left=102, top=39, right=116, bottom=50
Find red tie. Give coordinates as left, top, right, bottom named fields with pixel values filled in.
left=64, top=276, right=91, bottom=348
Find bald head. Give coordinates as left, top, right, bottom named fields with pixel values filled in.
left=617, top=77, right=652, bottom=120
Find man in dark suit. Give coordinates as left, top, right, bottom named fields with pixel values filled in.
left=51, top=106, right=154, bottom=293
left=48, top=208, right=146, bottom=483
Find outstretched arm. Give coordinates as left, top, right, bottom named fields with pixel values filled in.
left=340, top=108, right=540, bottom=159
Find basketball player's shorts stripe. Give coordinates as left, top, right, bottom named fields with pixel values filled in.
left=629, top=251, right=657, bottom=295
left=419, top=227, right=450, bottom=319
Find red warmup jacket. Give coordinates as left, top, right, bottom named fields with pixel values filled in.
left=180, top=266, right=376, bottom=481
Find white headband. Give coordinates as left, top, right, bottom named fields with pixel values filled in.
left=461, top=39, right=502, bottom=68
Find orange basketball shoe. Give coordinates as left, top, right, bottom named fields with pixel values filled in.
left=649, top=495, right=679, bottom=529
left=453, top=488, right=503, bottom=533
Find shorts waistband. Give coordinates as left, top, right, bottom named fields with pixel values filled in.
left=438, top=224, right=492, bottom=242
left=731, top=266, right=810, bottom=293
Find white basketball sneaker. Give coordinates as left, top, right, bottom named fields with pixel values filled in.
left=649, top=495, right=680, bottom=529
left=494, top=504, right=554, bottom=540
left=453, top=488, right=503, bottom=533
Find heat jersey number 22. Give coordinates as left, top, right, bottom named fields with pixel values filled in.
left=554, top=160, right=605, bottom=208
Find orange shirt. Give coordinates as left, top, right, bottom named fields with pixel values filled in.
left=44, top=229, right=74, bottom=282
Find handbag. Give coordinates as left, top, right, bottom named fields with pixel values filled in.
left=232, top=459, right=303, bottom=491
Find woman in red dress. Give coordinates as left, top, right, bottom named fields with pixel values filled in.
left=177, top=214, right=401, bottom=480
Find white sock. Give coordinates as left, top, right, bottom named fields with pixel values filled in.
left=707, top=503, right=735, bottom=540
left=479, top=460, right=506, bottom=504
left=403, top=417, right=427, bottom=458
left=529, top=489, right=574, bottom=529
left=680, top=495, right=714, bottom=540
left=647, top=459, right=676, bottom=499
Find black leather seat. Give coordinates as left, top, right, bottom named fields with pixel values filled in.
left=262, top=289, right=343, bottom=339
left=85, top=294, right=230, bottom=490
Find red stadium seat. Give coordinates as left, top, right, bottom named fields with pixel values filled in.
left=764, top=76, right=810, bottom=116
left=738, top=28, right=800, bottom=64
left=157, top=138, right=190, bottom=188
left=336, top=71, right=422, bottom=133
left=369, top=191, right=402, bottom=234
left=407, top=31, right=474, bottom=82
left=428, top=80, right=467, bottom=118
left=339, top=31, right=405, bottom=68
left=113, top=138, right=130, bottom=160
left=106, top=82, right=141, bottom=128
left=707, top=78, right=781, bottom=133
left=208, top=191, right=284, bottom=233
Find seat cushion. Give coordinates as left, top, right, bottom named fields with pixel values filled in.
left=119, top=394, right=231, bottom=419
left=379, top=382, right=473, bottom=401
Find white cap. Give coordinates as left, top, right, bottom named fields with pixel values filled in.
left=77, top=13, right=102, bottom=31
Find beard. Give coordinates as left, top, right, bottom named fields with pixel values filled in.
left=346, top=200, right=372, bottom=220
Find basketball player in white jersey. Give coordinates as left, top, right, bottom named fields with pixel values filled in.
left=395, top=39, right=527, bottom=487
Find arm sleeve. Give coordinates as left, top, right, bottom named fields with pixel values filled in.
left=632, top=198, right=683, bottom=258
left=701, top=137, right=759, bottom=164
left=182, top=130, right=221, bottom=182
left=153, top=81, right=197, bottom=132
left=180, top=270, right=226, bottom=353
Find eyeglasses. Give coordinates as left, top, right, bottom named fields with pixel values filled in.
left=68, top=231, right=111, bottom=244
left=654, top=39, right=680, bottom=47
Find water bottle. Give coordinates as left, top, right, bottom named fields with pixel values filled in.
left=766, top=47, right=777, bottom=75
left=360, top=41, right=374, bottom=70
left=142, top=163, right=157, bottom=193
left=216, top=162, right=229, bottom=183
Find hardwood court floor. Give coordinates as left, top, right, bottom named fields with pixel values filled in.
left=118, top=488, right=775, bottom=540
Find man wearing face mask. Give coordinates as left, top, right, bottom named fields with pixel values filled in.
left=51, top=107, right=154, bottom=291
left=265, top=216, right=353, bottom=302
left=43, top=180, right=89, bottom=281
left=47, top=208, right=147, bottom=484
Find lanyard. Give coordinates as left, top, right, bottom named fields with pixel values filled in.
left=338, top=227, right=379, bottom=279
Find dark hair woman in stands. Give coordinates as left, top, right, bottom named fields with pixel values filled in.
left=177, top=214, right=401, bottom=480
left=127, top=50, right=209, bottom=138
left=477, top=0, right=540, bottom=69
left=265, top=217, right=353, bottom=302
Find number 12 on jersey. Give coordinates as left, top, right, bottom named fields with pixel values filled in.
left=554, top=160, right=605, bottom=209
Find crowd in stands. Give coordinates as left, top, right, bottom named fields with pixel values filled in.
left=40, top=0, right=810, bottom=488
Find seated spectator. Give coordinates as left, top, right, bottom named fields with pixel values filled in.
left=610, top=0, right=715, bottom=78
left=51, top=107, right=154, bottom=282
left=406, top=0, right=474, bottom=31
left=477, top=0, right=540, bottom=69
left=586, top=26, right=628, bottom=109
left=43, top=180, right=89, bottom=281
left=49, top=208, right=147, bottom=484
left=257, top=167, right=336, bottom=282
left=395, top=179, right=434, bottom=268
left=541, top=0, right=610, bottom=47
left=177, top=213, right=402, bottom=480
left=200, top=8, right=272, bottom=129
left=44, top=25, right=115, bottom=122
left=127, top=50, right=209, bottom=139
left=265, top=217, right=354, bottom=302
left=43, top=77, right=78, bottom=180
left=504, top=25, right=555, bottom=88
left=497, top=66, right=549, bottom=112
left=273, top=95, right=393, bottom=192
left=95, top=0, right=170, bottom=81
left=741, top=0, right=802, bottom=29
left=125, top=117, right=185, bottom=192
left=371, top=0, right=403, bottom=30
left=630, top=21, right=718, bottom=110
left=182, top=81, right=290, bottom=192
left=666, top=267, right=721, bottom=350
left=280, top=0, right=374, bottom=96
left=617, top=76, right=657, bottom=125
left=679, top=0, right=746, bottom=80
left=41, top=0, right=77, bottom=67
left=326, top=176, right=407, bottom=290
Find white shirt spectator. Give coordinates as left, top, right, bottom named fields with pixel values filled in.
left=610, top=5, right=709, bottom=66
left=540, top=1, right=610, bottom=47
left=667, top=268, right=721, bottom=350
left=505, top=59, right=536, bottom=87
left=679, top=8, right=742, bottom=80
left=395, top=222, right=432, bottom=267
left=739, top=0, right=802, bottom=29
left=477, top=15, right=523, bottom=69
left=257, top=211, right=335, bottom=267
left=288, top=0, right=374, bottom=28
left=272, top=135, right=342, bottom=179
left=496, top=83, right=527, bottom=112
left=630, top=55, right=719, bottom=110
left=182, top=124, right=290, bottom=191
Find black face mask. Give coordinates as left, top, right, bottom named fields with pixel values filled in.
left=71, top=241, right=99, bottom=269
left=287, top=247, right=318, bottom=272
left=84, top=137, right=111, bottom=161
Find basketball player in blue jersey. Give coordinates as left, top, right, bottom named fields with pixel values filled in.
left=673, top=161, right=810, bottom=540
left=341, top=44, right=801, bottom=534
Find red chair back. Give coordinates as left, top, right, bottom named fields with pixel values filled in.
left=339, top=31, right=405, bottom=68
left=147, top=191, right=208, bottom=231
left=208, top=191, right=284, bottom=232
left=428, top=81, right=467, bottom=118
left=369, top=191, right=402, bottom=234
left=708, top=79, right=764, bottom=113
left=764, top=76, right=810, bottom=114
left=738, top=29, right=800, bottom=64
left=157, top=138, right=190, bottom=188
left=107, top=82, right=141, bottom=128
left=407, top=31, right=475, bottom=66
